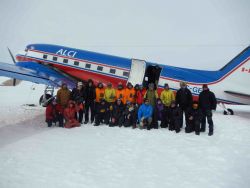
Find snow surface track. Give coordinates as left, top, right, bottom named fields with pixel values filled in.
left=0, top=79, right=250, bottom=188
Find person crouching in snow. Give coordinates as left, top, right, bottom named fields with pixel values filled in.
left=154, top=98, right=164, bottom=129
left=63, top=100, right=80, bottom=128
left=94, top=99, right=109, bottom=126
left=123, top=101, right=137, bottom=128
left=109, top=98, right=125, bottom=127
left=45, top=99, right=64, bottom=127
left=185, top=101, right=202, bottom=135
left=138, top=98, right=153, bottom=130
left=169, top=101, right=182, bottom=133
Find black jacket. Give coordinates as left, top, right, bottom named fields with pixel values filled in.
left=169, top=106, right=182, bottom=122
left=176, top=88, right=193, bottom=110
left=111, top=103, right=125, bottom=118
left=187, top=107, right=202, bottom=121
left=85, top=86, right=96, bottom=103
left=198, top=90, right=217, bottom=111
left=96, top=101, right=109, bottom=114
left=70, top=88, right=86, bottom=104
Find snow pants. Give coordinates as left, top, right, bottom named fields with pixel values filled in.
left=201, top=110, right=214, bottom=133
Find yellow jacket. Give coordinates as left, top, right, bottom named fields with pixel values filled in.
left=104, top=88, right=116, bottom=103
left=160, top=89, right=175, bottom=107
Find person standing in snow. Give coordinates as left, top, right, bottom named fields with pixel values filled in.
left=115, top=82, right=126, bottom=104
left=124, top=82, right=136, bottom=104
left=70, top=81, right=86, bottom=124
left=198, top=84, right=217, bottom=136
left=135, top=84, right=146, bottom=106
left=160, top=83, right=175, bottom=128
left=56, top=83, right=71, bottom=109
left=144, top=83, right=159, bottom=128
left=104, top=82, right=116, bottom=122
left=84, top=79, right=96, bottom=124
left=176, top=81, right=193, bottom=128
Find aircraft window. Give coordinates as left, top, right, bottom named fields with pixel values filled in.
left=53, top=56, right=58, bottom=61
left=43, top=54, right=48, bottom=59
left=63, top=59, right=68, bottom=63
left=74, top=61, right=79, bottom=66
left=123, top=71, right=129, bottom=77
left=110, top=69, right=116, bottom=74
left=85, top=63, right=91, bottom=69
left=97, top=66, right=103, bottom=71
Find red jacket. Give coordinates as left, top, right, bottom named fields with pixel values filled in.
left=136, top=89, right=146, bottom=105
left=63, top=101, right=80, bottom=128
left=46, top=104, right=63, bottom=121
left=64, top=106, right=77, bottom=121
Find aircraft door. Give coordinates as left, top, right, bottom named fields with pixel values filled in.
left=127, top=59, right=146, bottom=86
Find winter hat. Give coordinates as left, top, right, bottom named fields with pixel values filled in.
left=180, top=81, right=186, bottom=87
left=127, top=82, right=133, bottom=88
left=98, top=82, right=103, bottom=88
left=77, top=82, right=83, bottom=86
left=164, top=83, right=169, bottom=88
left=202, top=84, right=208, bottom=89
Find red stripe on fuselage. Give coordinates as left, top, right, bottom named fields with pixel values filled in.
left=16, top=55, right=127, bottom=87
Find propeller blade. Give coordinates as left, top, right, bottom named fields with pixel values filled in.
left=7, top=47, right=17, bottom=86
left=7, top=47, right=16, bottom=64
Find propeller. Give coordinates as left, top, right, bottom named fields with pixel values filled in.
left=7, top=47, right=17, bottom=86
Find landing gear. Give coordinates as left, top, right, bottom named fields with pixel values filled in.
left=219, top=103, right=234, bottom=115
left=39, top=85, right=55, bottom=107
left=223, top=108, right=234, bottom=115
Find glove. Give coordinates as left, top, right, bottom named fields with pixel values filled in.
left=141, top=117, right=145, bottom=122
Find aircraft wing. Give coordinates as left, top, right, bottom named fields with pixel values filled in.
left=224, top=91, right=250, bottom=99
left=0, top=61, right=76, bottom=89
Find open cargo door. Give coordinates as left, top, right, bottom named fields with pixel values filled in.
left=127, top=59, right=146, bottom=86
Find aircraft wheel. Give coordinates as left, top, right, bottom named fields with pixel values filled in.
left=223, top=109, right=234, bottom=115
left=227, top=108, right=234, bottom=115
left=39, top=94, right=52, bottom=107
left=223, top=110, right=228, bottom=115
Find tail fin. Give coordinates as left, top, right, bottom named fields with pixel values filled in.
left=219, top=45, right=250, bottom=73
left=218, top=45, right=250, bottom=97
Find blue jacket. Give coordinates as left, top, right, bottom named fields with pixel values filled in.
left=138, top=104, right=153, bottom=121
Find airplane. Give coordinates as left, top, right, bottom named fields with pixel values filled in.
left=0, top=43, right=249, bottom=115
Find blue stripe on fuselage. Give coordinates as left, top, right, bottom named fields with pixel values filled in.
left=26, top=44, right=250, bottom=85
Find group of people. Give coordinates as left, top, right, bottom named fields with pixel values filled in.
left=45, top=79, right=217, bottom=136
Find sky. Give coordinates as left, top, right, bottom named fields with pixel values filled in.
left=0, top=0, right=249, bottom=70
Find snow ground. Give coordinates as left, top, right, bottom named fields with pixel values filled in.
left=0, top=78, right=250, bottom=188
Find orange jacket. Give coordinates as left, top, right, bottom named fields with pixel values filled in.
left=124, top=88, right=136, bottom=103
left=95, top=88, right=105, bottom=102
left=116, top=89, right=126, bottom=104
